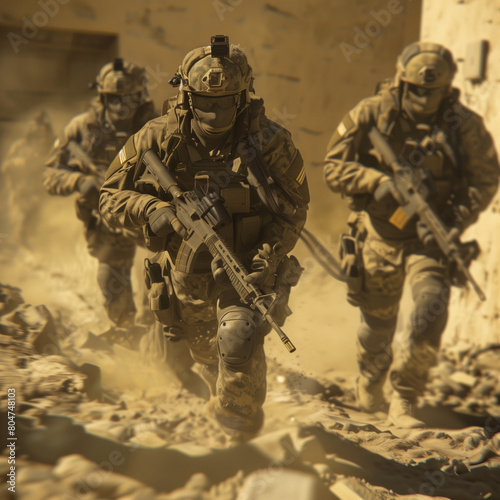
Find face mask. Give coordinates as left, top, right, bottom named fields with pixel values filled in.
left=189, top=93, right=240, bottom=136
left=104, top=94, right=136, bottom=123
left=402, top=83, right=448, bottom=121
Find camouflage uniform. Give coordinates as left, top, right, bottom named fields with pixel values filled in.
left=1, top=112, right=54, bottom=247
left=100, top=42, right=308, bottom=439
left=324, top=43, right=499, bottom=423
left=43, top=61, right=157, bottom=326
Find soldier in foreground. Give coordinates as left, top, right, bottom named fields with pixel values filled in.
left=324, top=42, right=499, bottom=428
left=99, top=36, right=308, bottom=440
left=43, top=59, right=157, bottom=327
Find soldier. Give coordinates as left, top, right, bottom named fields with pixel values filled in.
left=99, top=36, right=308, bottom=440
left=324, top=42, right=499, bottom=428
left=43, top=59, right=157, bottom=328
left=2, top=111, right=54, bottom=248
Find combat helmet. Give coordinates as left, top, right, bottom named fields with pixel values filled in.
left=396, top=42, right=457, bottom=89
left=172, top=35, right=253, bottom=108
left=94, top=58, right=148, bottom=101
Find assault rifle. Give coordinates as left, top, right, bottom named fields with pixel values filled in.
left=142, top=149, right=296, bottom=353
left=67, top=140, right=105, bottom=183
left=368, top=126, right=486, bottom=301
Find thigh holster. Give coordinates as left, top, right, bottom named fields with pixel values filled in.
left=144, top=258, right=176, bottom=328
left=217, top=310, right=256, bottom=369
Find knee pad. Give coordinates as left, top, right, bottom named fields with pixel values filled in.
left=358, top=313, right=396, bottom=353
left=217, top=310, right=256, bottom=369
left=411, top=280, right=449, bottom=344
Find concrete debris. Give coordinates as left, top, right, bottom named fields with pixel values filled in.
left=0, top=283, right=24, bottom=316
left=238, top=469, right=334, bottom=500
left=5, top=303, right=61, bottom=355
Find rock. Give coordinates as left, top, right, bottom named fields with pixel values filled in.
left=84, top=420, right=127, bottom=441
left=79, top=363, right=102, bottom=400
left=165, top=473, right=212, bottom=500
left=0, top=323, right=17, bottom=336
left=473, top=349, right=500, bottom=372
left=238, top=469, right=333, bottom=500
left=16, top=478, right=66, bottom=500
left=208, top=471, right=244, bottom=500
left=129, top=431, right=169, bottom=448
left=472, top=381, right=496, bottom=397
left=444, top=341, right=472, bottom=362
left=75, top=331, right=113, bottom=351
left=97, top=473, right=155, bottom=498
left=17, top=463, right=52, bottom=484
left=449, top=372, right=478, bottom=388
left=52, top=454, right=96, bottom=480
left=183, top=473, right=211, bottom=492
left=23, top=357, right=87, bottom=400
left=0, top=283, right=24, bottom=316
left=6, top=304, right=61, bottom=355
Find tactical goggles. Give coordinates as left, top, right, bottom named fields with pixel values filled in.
left=407, top=83, right=447, bottom=98
left=190, top=93, right=240, bottom=112
left=105, top=91, right=143, bottom=106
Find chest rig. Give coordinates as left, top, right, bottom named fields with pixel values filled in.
left=377, top=90, right=465, bottom=211
left=163, top=135, right=267, bottom=273
left=80, top=112, right=132, bottom=183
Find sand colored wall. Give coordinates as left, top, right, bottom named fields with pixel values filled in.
left=1, top=0, right=421, bottom=234
left=421, top=0, right=500, bottom=345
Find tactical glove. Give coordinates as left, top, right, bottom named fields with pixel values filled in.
left=146, top=201, right=187, bottom=238
left=452, top=204, right=472, bottom=232
left=245, top=242, right=281, bottom=287
left=211, top=256, right=232, bottom=290
left=77, top=176, right=100, bottom=206
left=373, top=177, right=406, bottom=205
left=416, top=221, right=436, bottom=247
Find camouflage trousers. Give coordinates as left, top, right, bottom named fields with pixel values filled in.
left=152, top=268, right=268, bottom=439
left=85, top=216, right=137, bottom=327
left=356, top=232, right=450, bottom=398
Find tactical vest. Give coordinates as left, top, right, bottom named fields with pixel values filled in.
left=364, top=88, right=465, bottom=238
left=172, top=139, right=269, bottom=274
left=141, top=112, right=269, bottom=273
left=79, top=102, right=155, bottom=185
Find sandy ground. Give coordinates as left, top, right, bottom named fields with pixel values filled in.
left=1, top=196, right=500, bottom=500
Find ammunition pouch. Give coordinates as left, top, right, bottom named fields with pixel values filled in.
left=346, top=193, right=369, bottom=212
left=144, top=258, right=177, bottom=329
left=339, top=230, right=365, bottom=306
left=142, top=224, right=169, bottom=253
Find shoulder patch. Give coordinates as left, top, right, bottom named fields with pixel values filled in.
left=338, top=112, right=355, bottom=137
left=327, top=112, right=355, bottom=151
left=118, top=136, right=137, bottom=165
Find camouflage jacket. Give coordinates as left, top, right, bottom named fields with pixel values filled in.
left=99, top=97, right=309, bottom=274
left=43, top=99, right=157, bottom=198
left=324, top=87, right=499, bottom=240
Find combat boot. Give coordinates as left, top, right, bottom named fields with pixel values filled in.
left=356, top=374, right=386, bottom=413
left=388, top=392, right=425, bottom=428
